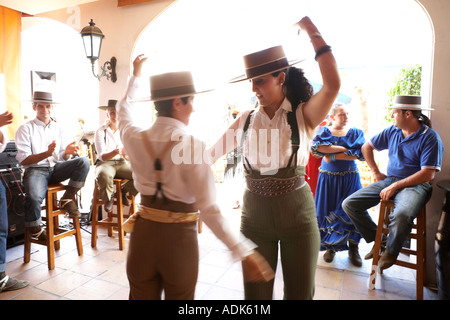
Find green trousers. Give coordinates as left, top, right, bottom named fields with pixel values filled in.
left=241, top=166, right=320, bottom=300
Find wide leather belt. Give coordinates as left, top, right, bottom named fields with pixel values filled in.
left=245, top=175, right=305, bottom=197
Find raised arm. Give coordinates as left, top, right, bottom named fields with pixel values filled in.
left=295, top=17, right=341, bottom=136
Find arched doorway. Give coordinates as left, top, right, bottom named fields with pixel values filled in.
left=21, top=17, right=99, bottom=133
left=131, top=0, right=433, bottom=143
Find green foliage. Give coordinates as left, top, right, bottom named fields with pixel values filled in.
left=385, top=64, right=422, bottom=123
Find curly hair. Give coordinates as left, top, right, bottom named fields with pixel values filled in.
left=273, top=67, right=313, bottom=109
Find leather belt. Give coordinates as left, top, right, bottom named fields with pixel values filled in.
left=245, top=175, right=305, bottom=197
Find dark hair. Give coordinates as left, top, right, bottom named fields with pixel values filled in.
left=402, top=110, right=432, bottom=128
left=154, top=96, right=190, bottom=117
left=273, top=67, right=313, bottom=109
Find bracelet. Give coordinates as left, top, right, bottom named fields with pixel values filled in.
left=330, top=154, right=336, bottom=162
left=315, top=45, right=332, bottom=61
left=310, top=32, right=322, bottom=40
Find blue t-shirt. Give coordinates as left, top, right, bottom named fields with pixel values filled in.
left=370, top=123, right=444, bottom=179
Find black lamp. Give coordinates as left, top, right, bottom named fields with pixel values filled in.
left=80, top=19, right=117, bottom=82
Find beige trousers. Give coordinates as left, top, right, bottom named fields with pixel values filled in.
left=95, top=159, right=137, bottom=201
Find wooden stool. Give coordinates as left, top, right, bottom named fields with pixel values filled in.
left=91, top=179, right=136, bottom=250
left=369, top=200, right=426, bottom=299
left=24, top=184, right=83, bottom=270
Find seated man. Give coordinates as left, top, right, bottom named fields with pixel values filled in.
left=342, top=95, right=444, bottom=271
left=94, top=100, right=137, bottom=212
left=15, top=91, right=91, bottom=241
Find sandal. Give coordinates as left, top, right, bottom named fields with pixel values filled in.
left=0, top=275, right=29, bottom=293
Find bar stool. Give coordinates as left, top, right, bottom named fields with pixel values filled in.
left=368, top=200, right=426, bottom=299
left=91, top=179, right=136, bottom=250
left=24, top=184, right=83, bottom=270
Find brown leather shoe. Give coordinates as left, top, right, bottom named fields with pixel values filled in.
left=365, top=234, right=387, bottom=260
left=323, top=249, right=336, bottom=263
left=60, top=199, right=81, bottom=218
left=29, top=226, right=47, bottom=241
left=378, top=251, right=398, bottom=273
left=348, top=241, right=362, bottom=267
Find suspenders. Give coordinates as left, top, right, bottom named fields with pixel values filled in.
left=241, top=107, right=300, bottom=171
left=140, top=132, right=175, bottom=202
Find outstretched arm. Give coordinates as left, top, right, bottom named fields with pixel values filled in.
left=295, top=17, right=341, bottom=136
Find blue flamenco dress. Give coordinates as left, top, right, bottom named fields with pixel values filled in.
left=312, top=127, right=365, bottom=252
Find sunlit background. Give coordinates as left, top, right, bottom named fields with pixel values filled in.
left=19, top=0, right=432, bottom=146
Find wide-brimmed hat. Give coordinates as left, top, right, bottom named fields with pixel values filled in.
left=387, top=95, right=433, bottom=111
left=99, top=100, right=117, bottom=110
left=133, top=71, right=212, bottom=102
left=29, top=91, right=60, bottom=104
left=230, top=45, right=303, bottom=83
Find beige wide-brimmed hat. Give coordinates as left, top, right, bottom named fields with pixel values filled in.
left=99, top=99, right=117, bottom=110
left=134, top=71, right=213, bottom=102
left=387, top=95, right=433, bottom=111
left=230, top=45, right=303, bottom=83
left=29, top=91, right=60, bottom=104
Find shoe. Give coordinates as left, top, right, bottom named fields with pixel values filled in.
left=60, top=199, right=81, bottom=218
left=0, top=275, right=29, bottom=293
left=121, top=189, right=130, bottom=206
left=378, top=251, right=398, bottom=273
left=29, top=226, right=47, bottom=242
left=365, top=234, right=387, bottom=260
left=348, top=241, right=362, bottom=267
left=104, top=192, right=115, bottom=212
left=323, top=249, right=336, bottom=263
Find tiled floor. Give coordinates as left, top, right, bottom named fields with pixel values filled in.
left=1, top=191, right=438, bottom=300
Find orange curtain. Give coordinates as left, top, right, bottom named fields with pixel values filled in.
left=0, top=6, right=21, bottom=140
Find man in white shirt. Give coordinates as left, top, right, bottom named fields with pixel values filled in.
left=118, top=55, right=273, bottom=300
left=94, top=100, right=137, bottom=212
left=15, top=91, right=91, bottom=241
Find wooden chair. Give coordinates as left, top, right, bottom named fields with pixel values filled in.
left=368, top=200, right=426, bottom=299
left=91, top=179, right=136, bottom=250
left=24, top=184, right=83, bottom=270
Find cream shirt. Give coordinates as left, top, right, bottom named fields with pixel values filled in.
left=15, top=118, right=70, bottom=168
left=230, top=99, right=312, bottom=175
left=94, top=122, right=124, bottom=161
left=117, top=75, right=255, bottom=260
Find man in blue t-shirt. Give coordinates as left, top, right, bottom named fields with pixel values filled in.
left=342, top=95, right=444, bottom=271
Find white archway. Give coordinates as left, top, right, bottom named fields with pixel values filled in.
left=21, top=17, right=99, bottom=133
left=131, top=0, right=433, bottom=143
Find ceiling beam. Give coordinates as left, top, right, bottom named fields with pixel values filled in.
left=118, top=0, right=157, bottom=7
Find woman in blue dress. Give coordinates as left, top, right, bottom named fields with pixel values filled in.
left=311, top=103, right=365, bottom=266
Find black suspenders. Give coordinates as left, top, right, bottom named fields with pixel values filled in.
left=241, top=107, right=300, bottom=170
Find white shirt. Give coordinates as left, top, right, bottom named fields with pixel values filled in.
left=15, top=118, right=71, bottom=168
left=94, top=121, right=124, bottom=161
left=236, top=99, right=312, bottom=174
left=117, top=75, right=255, bottom=260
